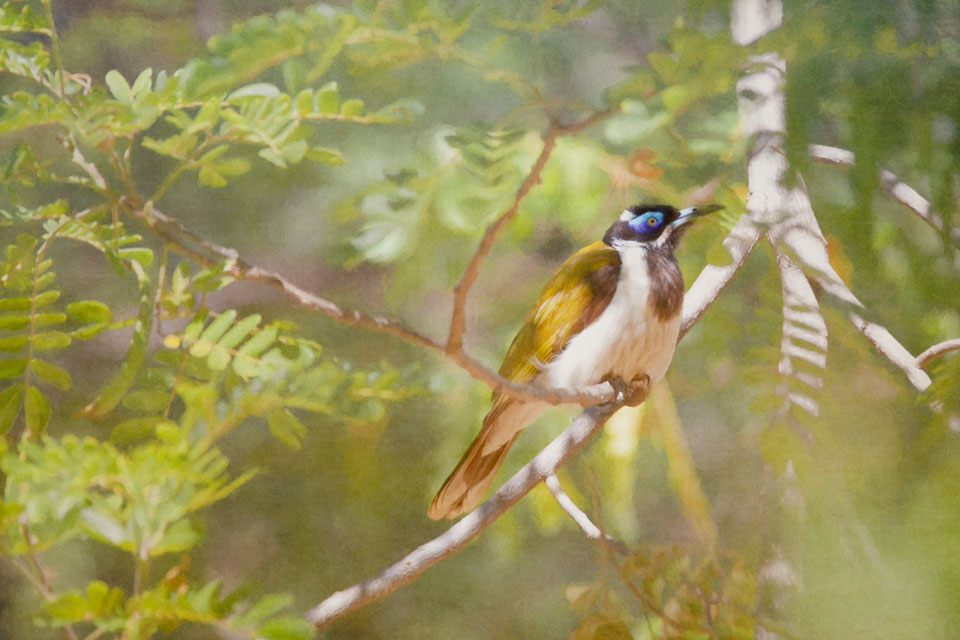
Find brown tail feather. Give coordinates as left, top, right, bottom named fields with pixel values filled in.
left=427, top=420, right=519, bottom=520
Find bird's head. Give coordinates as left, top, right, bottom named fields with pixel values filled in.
left=603, top=203, right=723, bottom=250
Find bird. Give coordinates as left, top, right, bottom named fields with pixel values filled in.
left=428, top=202, right=722, bottom=520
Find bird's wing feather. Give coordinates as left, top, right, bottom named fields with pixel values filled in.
left=491, top=241, right=621, bottom=410
left=428, top=242, right=621, bottom=519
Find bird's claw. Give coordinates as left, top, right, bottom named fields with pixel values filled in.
left=603, top=373, right=651, bottom=407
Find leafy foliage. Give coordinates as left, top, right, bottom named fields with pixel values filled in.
left=0, top=0, right=958, bottom=639
left=567, top=547, right=756, bottom=640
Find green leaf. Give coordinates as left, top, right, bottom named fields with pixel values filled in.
left=105, top=69, right=132, bottom=104
left=265, top=407, right=308, bottom=450
left=30, top=359, right=71, bottom=389
left=66, top=300, right=113, bottom=323
left=234, top=593, right=294, bottom=628
left=80, top=508, right=130, bottom=548
left=305, top=146, right=344, bottom=165
left=151, top=518, right=201, bottom=556
left=183, top=309, right=210, bottom=341
left=24, top=385, right=49, bottom=434
left=32, top=312, right=67, bottom=327
left=83, top=266, right=152, bottom=416
left=207, top=313, right=261, bottom=371
left=131, top=68, right=153, bottom=96
left=110, top=417, right=160, bottom=445
left=117, top=247, right=154, bottom=267
left=233, top=325, right=279, bottom=378
left=33, top=331, right=71, bottom=351
left=257, top=615, right=315, bottom=640
left=71, top=322, right=110, bottom=339
left=33, top=290, right=60, bottom=308
left=295, top=89, right=313, bottom=115
left=0, top=334, right=28, bottom=352
left=122, top=389, right=169, bottom=413
left=0, top=358, right=26, bottom=380
left=340, top=98, right=364, bottom=117
left=189, top=310, right=237, bottom=358
left=43, top=581, right=125, bottom=626
left=0, top=296, right=33, bottom=311
left=0, top=385, right=22, bottom=434
left=0, top=316, right=30, bottom=330
left=229, top=82, right=281, bottom=99
left=257, top=148, right=287, bottom=168
left=314, top=81, right=339, bottom=113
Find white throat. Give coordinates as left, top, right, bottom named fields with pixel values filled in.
left=541, top=243, right=682, bottom=392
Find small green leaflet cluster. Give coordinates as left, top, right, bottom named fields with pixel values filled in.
left=339, top=124, right=530, bottom=270
left=116, top=306, right=420, bottom=449
left=0, top=439, right=311, bottom=640
left=0, top=2, right=422, bottom=200
left=0, top=233, right=122, bottom=438
left=39, top=579, right=315, bottom=640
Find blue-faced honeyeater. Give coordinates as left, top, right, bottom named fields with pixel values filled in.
left=428, top=203, right=722, bottom=520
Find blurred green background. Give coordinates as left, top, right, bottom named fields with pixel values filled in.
left=1, top=0, right=959, bottom=638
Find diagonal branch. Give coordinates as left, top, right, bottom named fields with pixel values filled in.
left=445, top=108, right=616, bottom=353
left=808, top=144, right=960, bottom=249
left=849, top=313, right=932, bottom=392
left=304, top=399, right=628, bottom=629
left=680, top=214, right=761, bottom=337
left=544, top=473, right=631, bottom=554
left=121, top=200, right=618, bottom=408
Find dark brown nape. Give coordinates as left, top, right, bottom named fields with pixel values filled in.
left=645, top=246, right=684, bottom=320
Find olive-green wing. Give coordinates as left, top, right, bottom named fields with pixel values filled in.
left=494, top=240, right=621, bottom=399
left=427, top=242, right=621, bottom=519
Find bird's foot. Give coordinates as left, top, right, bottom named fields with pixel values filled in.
left=603, top=373, right=651, bottom=407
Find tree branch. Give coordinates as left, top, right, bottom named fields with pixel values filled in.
left=121, top=200, right=620, bottom=408
left=446, top=108, right=616, bottom=353
left=916, top=338, right=960, bottom=368
left=849, top=313, right=932, bottom=392
left=305, top=399, right=631, bottom=629
left=680, top=214, right=761, bottom=338
left=808, top=144, right=960, bottom=249
left=544, top=473, right=632, bottom=554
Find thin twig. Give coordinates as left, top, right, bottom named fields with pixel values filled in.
left=40, top=0, right=65, bottom=100
left=18, top=518, right=80, bottom=640
left=808, top=144, right=960, bottom=249
left=66, top=135, right=109, bottom=193
left=305, top=399, right=631, bottom=628
left=544, top=473, right=632, bottom=554
left=445, top=108, right=616, bottom=353
left=916, top=338, right=960, bottom=368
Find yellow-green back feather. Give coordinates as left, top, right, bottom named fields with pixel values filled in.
left=492, top=241, right=621, bottom=408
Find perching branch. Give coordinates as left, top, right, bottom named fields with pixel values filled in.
left=446, top=108, right=616, bottom=353
left=304, top=399, right=630, bottom=628
left=916, top=338, right=960, bottom=368
left=544, top=473, right=632, bottom=554
left=809, top=144, right=960, bottom=249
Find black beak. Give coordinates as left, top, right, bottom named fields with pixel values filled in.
left=671, top=204, right=724, bottom=228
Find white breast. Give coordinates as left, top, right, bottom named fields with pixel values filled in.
left=541, top=245, right=681, bottom=392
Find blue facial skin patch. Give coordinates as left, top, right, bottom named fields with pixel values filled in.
left=628, top=210, right=664, bottom=233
